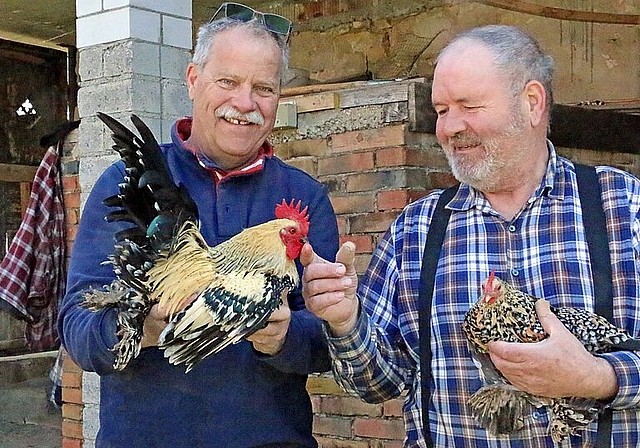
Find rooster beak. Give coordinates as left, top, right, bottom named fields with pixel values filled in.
left=301, top=236, right=309, bottom=244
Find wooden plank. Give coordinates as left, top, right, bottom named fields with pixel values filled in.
left=337, top=78, right=429, bottom=109
left=0, top=164, right=37, bottom=183
left=567, top=98, right=640, bottom=115
left=282, top=80, right=369, bottom=97
left=284, top=92, right=340, bottom=113
left=20, top=182, right=32, bottom=217
left=408, top=82, right=436, bottom=133
left=339, top=81, right=410, bottom=109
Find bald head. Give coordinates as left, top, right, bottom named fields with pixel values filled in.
left=436, top=25, right=555, bottom=113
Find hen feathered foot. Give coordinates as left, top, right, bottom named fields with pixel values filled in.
left=548, top=399, right=601, bottom=443
left=82, top=283, right=151, bottom=370
left=111, top=307, right=148, bottom=370
left=468, top=384, right=540, bottom=434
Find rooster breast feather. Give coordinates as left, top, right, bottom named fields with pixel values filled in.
left=154, top=217, right=303, bottom=372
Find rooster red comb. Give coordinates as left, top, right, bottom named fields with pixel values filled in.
left=275, top=199, right=310, bottom=235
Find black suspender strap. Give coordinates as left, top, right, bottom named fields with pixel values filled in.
left=576, top=164, right=614, bottom=321
left=418, top=165, right=616, bottom=446
left=575, top=164, right=613, bottom=448
left=418, top=185, right=458, bottom=446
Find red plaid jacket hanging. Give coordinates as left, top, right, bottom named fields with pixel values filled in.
left=0, top=144, right=66, bottom=351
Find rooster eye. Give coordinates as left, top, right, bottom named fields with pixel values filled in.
left=289, top=228, right=296, bottom=235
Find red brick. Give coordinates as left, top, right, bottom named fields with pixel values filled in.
left=61, top=351, right=80, bottom=371
left=354, top=253, right=373, bottom=275
left=63, top=191, right=81, bottom=208
left=349, top=212, right=399, bottom=234
left=383, top=398, right=404, bottom=417
left=345, top=170, right=406, bottom=193
left=331, top=125, right=406, bottom=153
left=62, top=387, right=82, bottom=405
left=274, top=138, right=328, bottom=159
left=62, top=437, right=83, bottom=448
left=353, top=417, right=405, bottom=440
left=318, top=153, right=374, bottom=176
left=313, top=415, right=353, bottom=438
left=317, top=395, right=383, bottom=417
left=377, top=189, right=427, bottom=211
left=64, top=208, right=80, bottom=226
left=62, top=420, right=84, bottom=440
left=339, top=234, right=374, bottom=254
left=330, top=194, right=375, bottom=215
left=380, top=441, right=404, bottom=448
left=311, top=395, right=322, bottom=412
left=62, top=403, right=83, bottom=421
left=315, top=436, right=369, bottom=448
left=307, top=375, right=348, bottom=396
left=62, top=175, right=80, bottom=192
left=286, top=157, right=317, bottom=176
left=62, top=371, right=82, bottom=388
left=375, top=146, right=435, bottom=168
left=65, top=225, right=78, bottom=244
left=336, top=216, right=348, bottom=235
left=66, top=238, right=76, bottom=257
left=425, top=171, right=458, bottom=189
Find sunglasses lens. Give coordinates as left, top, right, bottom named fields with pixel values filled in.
left=225, top=3, right=254, bottom=21
left=263, top=14, right=292, bottom=36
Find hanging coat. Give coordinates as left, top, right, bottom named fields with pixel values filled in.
left=0, top=142, right=67, bottom=351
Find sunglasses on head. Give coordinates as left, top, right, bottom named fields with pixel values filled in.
left=210, top=2, right=292, bottom=43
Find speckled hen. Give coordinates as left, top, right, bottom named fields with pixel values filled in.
left=462, top=271, right=636, bottom=442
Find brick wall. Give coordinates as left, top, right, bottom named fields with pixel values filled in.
left=268, top=80, right=446, bottom=445
left=59, top=129, right=84, bottom=448
left=58, top=79, right=640, bottom=447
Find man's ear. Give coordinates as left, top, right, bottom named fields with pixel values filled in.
left=185, top=63, right=199, bottom=101
left=523, top=80, right=546, bottom=128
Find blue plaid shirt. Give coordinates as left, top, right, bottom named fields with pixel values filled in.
left=328, top=145, right=640, bottom=447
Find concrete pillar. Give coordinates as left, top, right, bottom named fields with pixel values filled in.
left=75, top=0, right=193, bottom=205
left=73, top=2, right=193, bottom=445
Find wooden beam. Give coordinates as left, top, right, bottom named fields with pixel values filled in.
left=550, top=105, right=640, bottom=154
left=408, top=82, right=435, bottom=133
left=477, top=0, right=640, bottom=25
left=0, top=164, right=37, bottom=183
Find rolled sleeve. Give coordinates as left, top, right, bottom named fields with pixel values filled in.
left=600, top=351, right=640, bottom=409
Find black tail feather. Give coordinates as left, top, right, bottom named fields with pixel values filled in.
left=97, top=112, right=198, bottom=247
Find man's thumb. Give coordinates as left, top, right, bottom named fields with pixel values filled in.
left=300, top=242, right=321, bottom=266
left=535, top=299, right=561, bottom=332
left=336, top=241, right=356, bottom=274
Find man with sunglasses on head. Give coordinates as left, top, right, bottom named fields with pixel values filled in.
left=58, top=3, right=338, bottom=447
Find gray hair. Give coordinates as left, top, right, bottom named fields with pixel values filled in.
left=437, top=25, right=555, bottom=111
left=192, top=17, right=290, bottom=86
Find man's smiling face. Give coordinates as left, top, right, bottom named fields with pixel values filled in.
left=185, top=26, right=282, bottom=170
